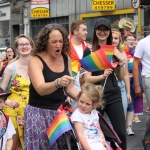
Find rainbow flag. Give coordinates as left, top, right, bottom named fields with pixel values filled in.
left=46, top=111, right=72, bottom=146
left=128, top=57, right=134, bottom=71
left=122, top=44, right=134, bottom=71
left=79, top=45, right=118, bottom=72
left=71, top=61, right=80, bottom=77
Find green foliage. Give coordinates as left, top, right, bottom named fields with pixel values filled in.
left=111, top=20, right=120, bottom=30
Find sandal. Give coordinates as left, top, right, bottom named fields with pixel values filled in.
left=133, top=116, right=141, bottom=123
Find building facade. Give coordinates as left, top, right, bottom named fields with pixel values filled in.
left=0, top=0, right=10, bottom=49
left=7, top=0, right=149, bottom=46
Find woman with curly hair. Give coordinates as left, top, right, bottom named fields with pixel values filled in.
left=24, top=24, right=79, bottom=150
left=0, top=47, right=16, bottom=77
left=1, top=34, right=34, bottom=150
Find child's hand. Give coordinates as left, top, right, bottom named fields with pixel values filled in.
left=103, top=141, right=110, bottom=150
left=65, top=96, right=72, bottom=105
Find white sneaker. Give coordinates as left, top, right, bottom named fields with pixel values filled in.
left=127, top=126, right=134, bottom=136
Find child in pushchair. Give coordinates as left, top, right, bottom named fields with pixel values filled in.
left=57, top=83, right=122, bottom=150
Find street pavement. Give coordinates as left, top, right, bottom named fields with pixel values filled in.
left=127, top=96, right=148, bottom=150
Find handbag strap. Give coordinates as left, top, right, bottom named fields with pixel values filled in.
left=6, top=63, right=16, bottom=93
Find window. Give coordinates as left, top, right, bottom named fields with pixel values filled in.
left=31, top=17, right=69, bottom=39
left=0, top=20, right=10, bottom=48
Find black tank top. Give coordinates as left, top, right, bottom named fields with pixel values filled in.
left=83, top=47, right=121, bottom=105
left=28, top=53, right=70, bottom=110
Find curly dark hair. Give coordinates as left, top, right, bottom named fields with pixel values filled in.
left=33, top=24, right=70, bottom=56
left=5, top=47, right=16, bottom=60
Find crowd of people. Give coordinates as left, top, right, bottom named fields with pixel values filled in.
left=0, top=17, right=149, bottom=150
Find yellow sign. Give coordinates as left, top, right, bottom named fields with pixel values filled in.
left=92, top=0, right=115, bottom=10
left=31, top=7, right=50, bottom=18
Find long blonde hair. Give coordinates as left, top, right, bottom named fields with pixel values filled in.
left=112, top=29, right=123, bottom=52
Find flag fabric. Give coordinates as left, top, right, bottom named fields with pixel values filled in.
left=122, top=45, right=134, bottom=71
left=46, top=111, right=72, bottom=146
left=122, top=44, right=129, bottom=54
left=127, top=55, right=134, bottom=71
left=71, top=61, right=80, bottom=77
left=79, top=45, right=118, bottom=72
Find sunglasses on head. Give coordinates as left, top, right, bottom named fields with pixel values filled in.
left=45, top=23, right=62, bottom=29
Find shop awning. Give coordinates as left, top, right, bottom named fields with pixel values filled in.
left=140, top=0, right=150, bottom=5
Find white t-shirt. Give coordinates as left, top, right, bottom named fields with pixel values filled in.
left=71, top=108, right=106, bottom=150
left=134, top=35, right=150, bottom=76
left=72, top=43, right=85, bottom=91
left=0, top=117, right=16, bottom=150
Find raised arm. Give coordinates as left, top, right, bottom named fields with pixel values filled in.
left=114, top=49, right=125, bottom=81
left=84, top=69, right=113, bottom=84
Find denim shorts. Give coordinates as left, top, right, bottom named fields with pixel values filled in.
left=117, top=80, right=128, bottom=116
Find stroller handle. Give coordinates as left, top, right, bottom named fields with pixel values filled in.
left=58, top=101, right=74, bottom=113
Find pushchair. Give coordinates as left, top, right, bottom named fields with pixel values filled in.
left=54, top=102, right=122, bottom=150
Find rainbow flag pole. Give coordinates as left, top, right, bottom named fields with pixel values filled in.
left=74, top=71, right=87, bottom=79
left=46, top=111, right=72, bottom=146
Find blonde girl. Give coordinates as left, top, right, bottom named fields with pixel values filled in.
left=71, top=83, right=109, bottom=150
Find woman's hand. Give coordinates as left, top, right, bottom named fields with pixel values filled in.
left=127, top=93, right=132, bottom=104
left=58, top=75, right=75, bottom=87
left=103, top=68, right=113, bottom=78
left=5, top=100, right=19, bottom=108
left=113, top=48, right=125, bottom=62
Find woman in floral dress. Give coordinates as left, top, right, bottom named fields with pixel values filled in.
left=1, top=34, right=35, bottom=150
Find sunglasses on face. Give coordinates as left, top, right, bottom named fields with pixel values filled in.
left=96, top=28, right=110, bottom=34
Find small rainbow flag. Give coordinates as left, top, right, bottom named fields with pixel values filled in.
left=128, top=56, right=134, bottom=71
left=71, top=61, right=80, bottom=77
left=46, top=111, right=72, bottom=146
left=122, top=45, right=134, bottom=71
left=79, top=45, right=118, bottom=72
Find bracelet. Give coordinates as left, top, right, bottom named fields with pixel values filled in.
left=118, top=61, right=125, bottom=66
left=54, top=79, right=59, bottom=89
left=55, top=78, right=62, bottom=89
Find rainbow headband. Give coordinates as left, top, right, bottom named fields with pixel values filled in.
left=112, top=31, right=121, bottom=36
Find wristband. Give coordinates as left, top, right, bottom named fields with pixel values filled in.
left=55, top=79, right=59, bottom=89
left=118, top=61, right=125, bottom=66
